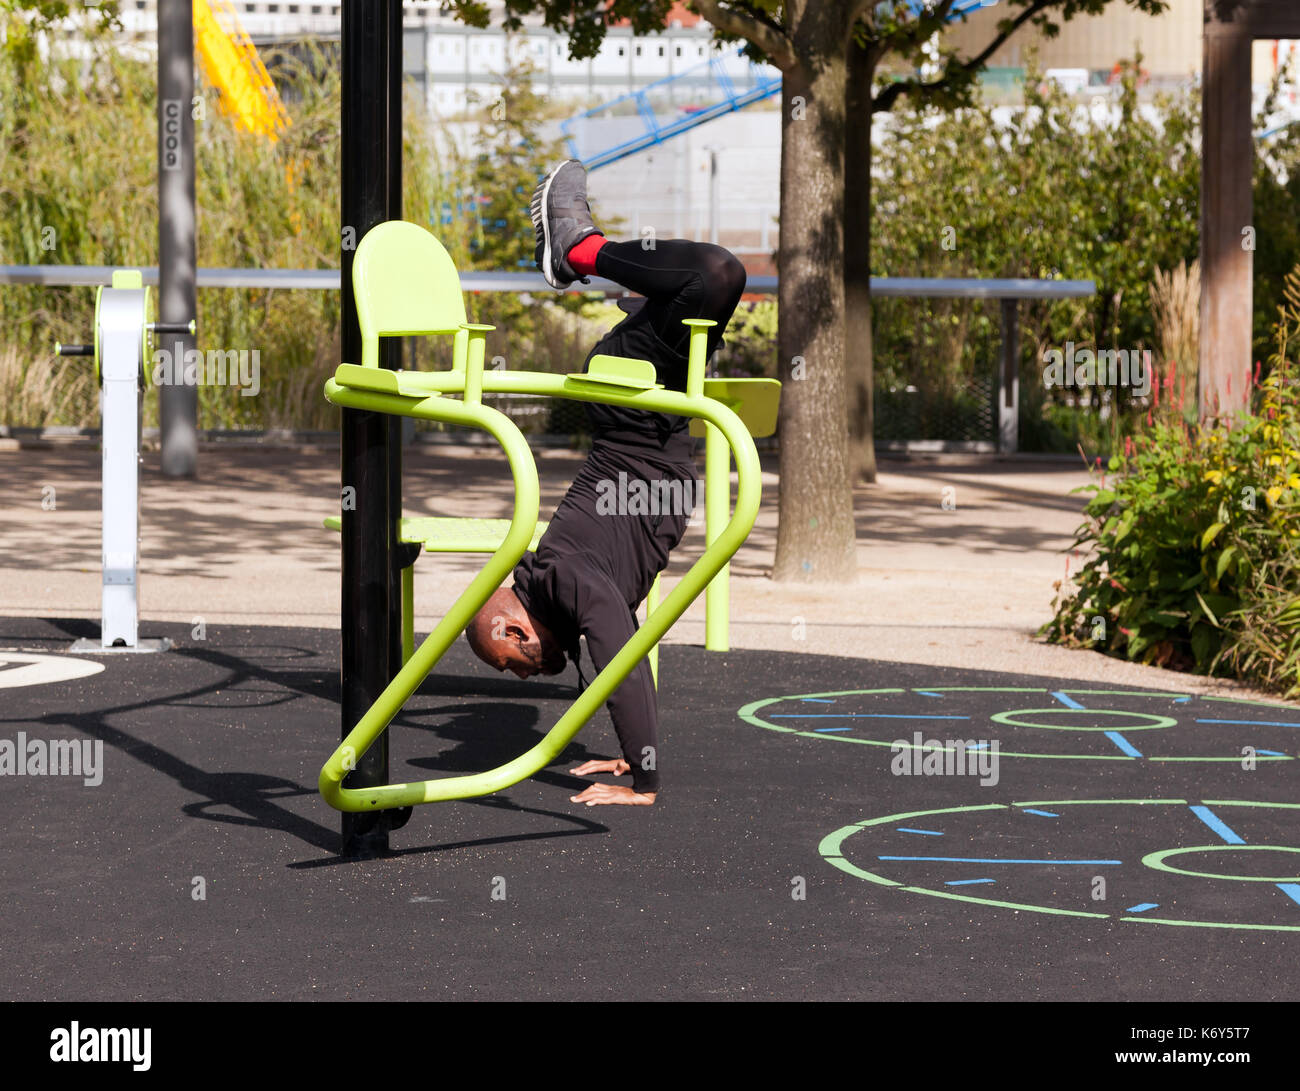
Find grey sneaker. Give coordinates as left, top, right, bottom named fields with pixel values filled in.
left=531, top=159, right=603, bottom=290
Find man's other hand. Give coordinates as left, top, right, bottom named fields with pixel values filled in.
left=569, top=758, right=630, bottom=777
left=569, top=783, right=656, bottom=806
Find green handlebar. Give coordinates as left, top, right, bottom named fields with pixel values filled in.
left=318, top=367, right=762, bottom=812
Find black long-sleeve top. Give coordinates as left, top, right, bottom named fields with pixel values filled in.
left=511, top=304, right=697, bottom=794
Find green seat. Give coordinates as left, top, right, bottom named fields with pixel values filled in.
left=689, top=378, right=781, bottom=439
left=324, top=514, right=546, bottom=554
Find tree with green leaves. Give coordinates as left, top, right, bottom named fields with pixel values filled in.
left=447, top=1, right=1173, bottom=582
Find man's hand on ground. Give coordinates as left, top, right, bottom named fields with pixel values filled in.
left=569, top=758, right=630, bottom=777
left=570, top=783, right=656, bottom=806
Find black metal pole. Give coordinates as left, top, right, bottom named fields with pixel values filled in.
left=340, top=0, right=401, bottom=856
left=158, top=0, right=198, bottom=477
left=386, top=0, right=405, bottom=696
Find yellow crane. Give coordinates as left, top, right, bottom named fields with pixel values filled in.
left=193, top=0, right=290, bottom=142
left=193, top=0, right=302, bottom=230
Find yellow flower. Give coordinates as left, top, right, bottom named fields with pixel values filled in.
left=1289, top=475, right=1300, bottom=490
left=1204, top=470, right=1224, bottom=485
left=1269, top=455, right=1283, bottom=466
left=1266, top=485, right=1284, bottom=506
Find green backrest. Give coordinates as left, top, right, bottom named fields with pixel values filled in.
left=353, top=221, right=468, bottom=368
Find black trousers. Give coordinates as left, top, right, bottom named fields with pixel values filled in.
left=582, top=238, right=748, bottom=453
left=514, top=239, right=747, bottom=793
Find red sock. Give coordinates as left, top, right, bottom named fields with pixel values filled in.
left=566, top=233, right=607, bottom=277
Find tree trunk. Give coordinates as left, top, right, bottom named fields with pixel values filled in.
left=844, top=40, right=877, bottom=483
left=771, top=43, right=858, bottom=583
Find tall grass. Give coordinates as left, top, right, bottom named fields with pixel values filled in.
left=0, top=31, right=490, bottom=430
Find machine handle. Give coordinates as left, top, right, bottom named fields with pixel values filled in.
left=55, top=342, right=95, bottom=357
left=149, top=320, right=196, bottom=335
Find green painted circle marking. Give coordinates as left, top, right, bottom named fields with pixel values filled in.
left=989, top=708, right=1177, bottom=732
left=1141, top=844, right=1300, bottom=882
left=820, top=799, right=1300, bottom=932
left=736, top=687, right=1296, bottom=763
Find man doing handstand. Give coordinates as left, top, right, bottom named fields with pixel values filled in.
left=465, top=160, right=746, bottom=807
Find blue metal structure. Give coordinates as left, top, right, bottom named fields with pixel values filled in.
left=561, top=3, right=1004, bottom=171
left=559, top=48, right=781, bottom=170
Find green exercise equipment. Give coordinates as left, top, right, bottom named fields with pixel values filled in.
left=318, top=220, right=778, bottom=813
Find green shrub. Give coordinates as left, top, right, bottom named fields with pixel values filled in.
left=1046, top=271, right=1300, bottom=692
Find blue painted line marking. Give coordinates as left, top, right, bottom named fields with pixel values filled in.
left=1174, top=697, right=1192, bottom=703
left=1022, top=809, right=1059, bottom=817
left=1189, top=804, right=1246, bottom=845
left=916, top=691, right=943, bottom=697
left=1276, top=884, right=1300, bottom=907
left=1126, top=903, right=1160, bottom=913
left=771, top=714, right=971, bottom=720
left=878, top=856, right=1122, bottom=865
left=799, top=698, right=836, bottom=703
left=896, top=827, right=944, bottom=836
left=1105, top=731, right=1143, bottom=757
left=946, top=879, right=995, bottom=886
left=814, top=727, right=853, bottom=733
left=1196, top=718, right=1300, bottom=728
left=1257, top=749, right=1286, bottom=756
left=1051, top=691, right=1087, bottom=709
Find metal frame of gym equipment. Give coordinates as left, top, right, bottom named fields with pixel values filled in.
left=55, top=271, right=194, bottom=653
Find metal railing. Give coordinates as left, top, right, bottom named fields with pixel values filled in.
left=1, top=265, right=1095, bottom=452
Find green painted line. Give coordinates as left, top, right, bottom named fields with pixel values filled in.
left=1012, top=798, right=1188, bottom=807
left=1120, top=916, right=1300, bottom=932
left=737, top=689, right=905, bottom=732
left=906, top=687, right=1044, bottom=694
left=821, top=855, right=903, bottom=887
left=1202, top=695, right=1300, bottom=710
left=1141, top=844, right=1300, bottom=882
left=1151, top=755, right=1294, bottom=762
left=1055, top=690, right=1192, bottom=698
left=898, top=885, right=1111, bottom=919
left=824, top=799, right=1300, bottom=933
left=740, top=688, right=1296, bottom=763
left=990, top=708, right=1177, bottom=732
left=1201, top=799, right=1300, bottom=810
left=841, top=803, right=1007, bottom=830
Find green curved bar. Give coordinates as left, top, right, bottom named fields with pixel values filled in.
left=318, top=382, right=540, bottom=811
left=317, top=370, right=762, bottom=812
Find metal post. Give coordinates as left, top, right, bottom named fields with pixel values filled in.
left=158, top=0, right=198, bottom=477
left=97, top=280, right=148, bottom=649
left=998, top=298, right=1019, bottom=454
left=1199, top=15, right=1254, bottom=424
left=386, top=0, right=406, bottom=714
left=704, top=423, right=730, bottom=649
left=340, top=0, right=402, bottom=857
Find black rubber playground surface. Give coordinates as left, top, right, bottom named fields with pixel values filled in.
left=3, top=615, right=1299, bottom=1001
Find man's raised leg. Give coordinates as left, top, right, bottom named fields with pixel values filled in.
left=532, top=160, right=747, bottom=359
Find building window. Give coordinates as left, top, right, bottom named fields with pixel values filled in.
left=675, top=45, right=682, bottom=57
left=698, top=47, right=704, bottom=57
left=657, top=45, right=664, bottom=57
left=635, top=45, right=642, bottom=57
left=617, top=46, right=625, bottom=57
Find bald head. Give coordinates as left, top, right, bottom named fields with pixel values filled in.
left=466, top=587, right=567, bottom=679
